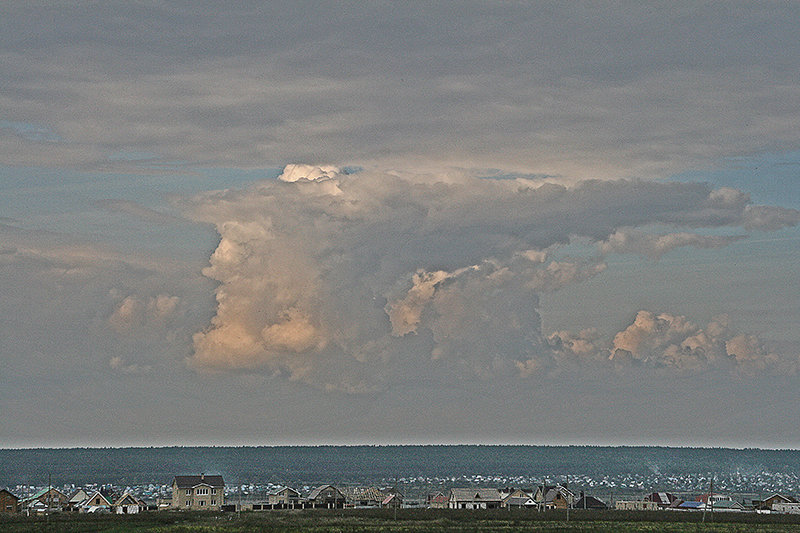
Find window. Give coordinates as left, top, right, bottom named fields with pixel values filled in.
left=199, top=500, right=205, bottom=506
left=211, top=499, right=216, bottom=505
left=185, top=489, right=191, bottom=496
left=196, top=488, right=208, bottom=495
left=211, top=488, right=217, bottom=495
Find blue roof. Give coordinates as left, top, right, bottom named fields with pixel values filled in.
left=679, top=501, right=703, bottom=508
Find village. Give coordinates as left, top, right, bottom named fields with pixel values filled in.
left=3, top=474, right=800, bottom=516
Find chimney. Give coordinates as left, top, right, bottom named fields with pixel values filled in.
left=201, top=473, right=205, bottom=481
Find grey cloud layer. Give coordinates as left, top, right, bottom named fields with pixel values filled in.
left=2, top=3, right=800, bottom=177
left=185, top=166, right=798, bottom=392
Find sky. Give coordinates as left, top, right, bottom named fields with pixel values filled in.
left=1, top=2, right=799, bottom=449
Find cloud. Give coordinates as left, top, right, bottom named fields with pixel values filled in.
left=185, top=165, right=798, bottom=391
left=600, top=230, right=744, bottom=258
left=605, top=311, right=791, bottom=373
left=3, top=5, right=800, bottom=177
left=95, top=199, right=185, bottom=225
left=109, top=356, right=152, bottom=375
left=108, top=294, right=181, bottom=334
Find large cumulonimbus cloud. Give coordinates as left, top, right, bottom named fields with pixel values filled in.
left=186, top=165, right=799, bottom=392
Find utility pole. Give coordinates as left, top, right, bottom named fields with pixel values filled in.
left=710, top=478, right=714, bottom=520
left=702, top=477, right=713, bottom=523
left=47, top=473, right=51, bottom=524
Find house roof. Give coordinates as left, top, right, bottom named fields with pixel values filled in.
left=308, top=484, right=343, bottom=501
left=68, top=489, right=89, bottom=503
left=382, top=493, right=401, bottom=505
left=574, top=496, right=607, bottom=509
left=505, top=496, right=535, bottom=506
left=544, top=486, right=574, bottom=503
left=82, top=491, right=112, bottom=507
left=340, top=486, right=384, bottom=502
left=764, top=493, right=798, bottom=504
left=678, top=501, right=703, bottom=509
left=270, top=486, right=300, bottom=496
left=21, top=487, right=65, bottom=503
left=114, top=493, right=142, bottom=506
left=0, top=488, right=18, bottom=499
left=173, top=475, right=224, bottom=488
left=645, top=492, right=676, bottom=504
left=450, top=488, right=503, bottom=502
left=709, top=499, right=744, bottom=510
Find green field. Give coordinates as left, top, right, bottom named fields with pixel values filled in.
left=3, top=509, right=800, bottom=533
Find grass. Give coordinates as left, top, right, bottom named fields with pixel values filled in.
left=3, top=509, right=800, bottom=533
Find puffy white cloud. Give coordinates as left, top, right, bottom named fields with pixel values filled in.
left=605, top=311, right=790, bottom=373
left=185, top=165, right=797, bottom=391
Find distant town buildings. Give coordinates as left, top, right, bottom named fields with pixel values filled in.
left=3, top=472, right=800, bottom=516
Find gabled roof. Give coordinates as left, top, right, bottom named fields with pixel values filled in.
left=114, top=493, right=142, bottom=506
left=574, top=496, right=607, bottom=509
left=0, top=488, right=18, bottom=500
left=645, top=492, right=676, bottom=505
left=383, top=493, right=402, bottom=504
left=544, top=486, right=574, bottom=502
left=21, top=487, right=65, bottom=503
left=68, top=489, right=89, bottom=503
left=173, top=475, right=224, bottom=488
left=709, top=499, right=745, bottom=510
left=764, top=493, right=798, bottom=504
left=270, top=486, right=300, bottom=497
left=340, top=486, right=384, bottom=503
left=82, top=491, right=112, bottom=507
left=308, top=484, right=344, bottom=501
left=505, top=496, right=535, bottom=506
left=450, top=488, right=502, bottom=502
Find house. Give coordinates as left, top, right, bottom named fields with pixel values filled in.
left=574, top=494, right=608, bottom=510
left=66, top=489, right=90, bottom=512
left=544, top=486, right=575, bottom=510
left=307, top=484, right=345, bottom=508
left=501, top=489, right=535, bottom=508
left=79, top=491, right=112, bottom=513
left=697, top=493, right=730, bottom=505
left=754, top=493, right=798, bottom=511
left=382, top=493, right=402, bottom=508
left=171, top=474, right=225, bottom=511
left=448, top=488, right=503, bottom=509
left=427, top=491, right=448, bottom=509
left=114, top=493, right=145, bottom=514
left=533, top=485, right=575, bottom=510
left=21, top=487, right=68, bottom=513
left=0, top=489, right=19, bottom=513
left=615, top=500, right=659, bottom=511
left=772, top=502, right=800, bottom=514
left=708, top=499, right=745, bottom=512
left=268, top=487, right=301, bottom=507
left=340, top=486, right=385, bottom=508
left=644, top=492, right=677, bottom=508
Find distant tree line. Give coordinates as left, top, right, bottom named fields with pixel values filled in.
left=1, top=445, right=799, bottom=488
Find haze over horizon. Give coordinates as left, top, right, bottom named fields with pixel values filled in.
left=1, top=2, right=799, bottom=449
